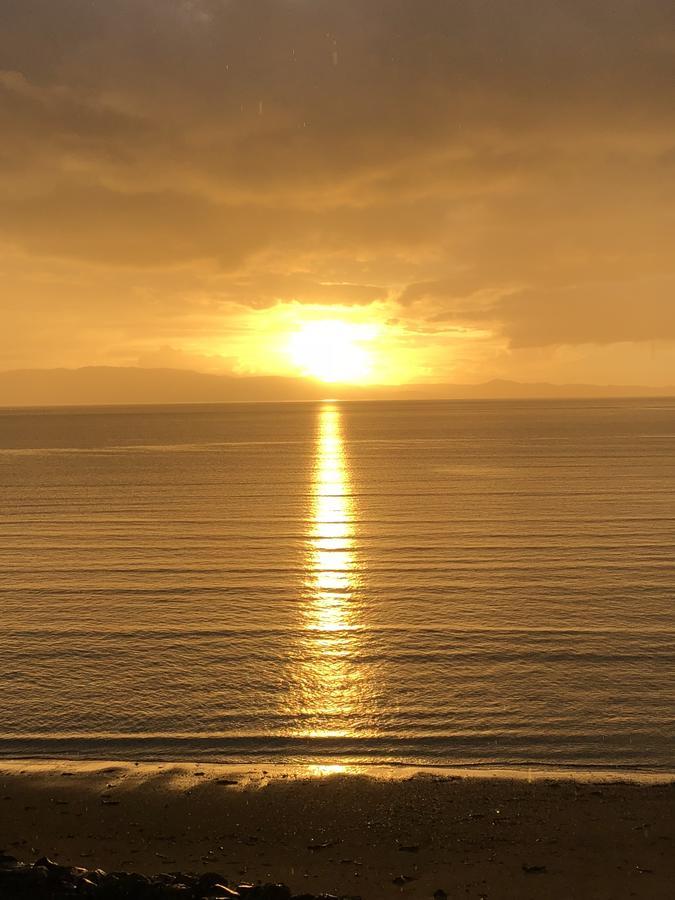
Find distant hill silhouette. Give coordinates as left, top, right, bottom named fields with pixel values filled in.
left=0, top=367, right=672, bottom=407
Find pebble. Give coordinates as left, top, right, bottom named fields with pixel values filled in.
left=522, top=863, right=547, bottom=874
left=0, top=855, right=362, bottom=900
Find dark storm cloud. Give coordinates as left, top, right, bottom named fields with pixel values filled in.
left=1, top=0, right=674, bottom=370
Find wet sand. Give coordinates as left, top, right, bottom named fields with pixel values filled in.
left=0, top=762, right=673, bottom=899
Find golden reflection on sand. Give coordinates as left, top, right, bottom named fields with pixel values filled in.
left=292, top=403, right=366, bottom=738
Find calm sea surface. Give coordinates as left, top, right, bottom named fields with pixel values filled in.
left=1, top=399, right=674, bottom=771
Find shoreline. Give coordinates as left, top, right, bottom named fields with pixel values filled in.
left=1, top=760, right=673, bottom=898
left=1, top=757, right=674, bottom=785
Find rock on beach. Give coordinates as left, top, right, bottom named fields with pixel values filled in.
left=0, top=854, right=361, bottom=900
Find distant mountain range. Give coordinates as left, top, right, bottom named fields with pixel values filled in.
left=0, top=366, right=673, bottom=407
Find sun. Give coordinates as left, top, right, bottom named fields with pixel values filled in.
left=286, top=320, right=378, bottom=383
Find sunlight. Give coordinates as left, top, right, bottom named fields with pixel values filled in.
left=286, top=319, right=378, bottom=383
left=211, top=302, right=426, bottom=386
left=286, top=403, right=373, bottom=740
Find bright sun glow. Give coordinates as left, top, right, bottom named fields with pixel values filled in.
left=286, top=320, right=378, bottom=383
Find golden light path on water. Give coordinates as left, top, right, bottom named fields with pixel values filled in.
left=291, top=403, right=368, bottom=740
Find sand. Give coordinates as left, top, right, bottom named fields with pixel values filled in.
left=0, top=761, right=673, bottom=899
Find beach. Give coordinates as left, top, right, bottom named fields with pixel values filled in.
left=0, top=762, right=673, bottom=899
left=4, top=0, right=675, bottom=894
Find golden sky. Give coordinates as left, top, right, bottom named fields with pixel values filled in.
left=1, top=1, right=675, bottom=386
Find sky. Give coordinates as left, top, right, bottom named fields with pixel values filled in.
left=1, top=0, right=674, bottom=387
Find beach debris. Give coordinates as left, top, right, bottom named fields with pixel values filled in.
left=522, top=863, right=547, bottom=874
left=307, top=840, right=338, bottom=851
left=397, top=844, right=420, bottom=852
left=392, top=873, right=416, bottom=884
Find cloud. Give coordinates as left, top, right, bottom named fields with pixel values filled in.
left=0, top=1, right=674, bottom=380
left=1, top=186, right=274, bottom=267
left=500, top=279, right=675, bottom=347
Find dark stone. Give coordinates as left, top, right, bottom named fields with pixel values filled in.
left=30, top=866, right=50, bottom=883
left=292, top=896, right=360, bottom=900
left=197, top=872, right=229, bottom=891
left=0, top=865, right=49, bottom=899
left=69, top=866, right=90, bottom=879
left=250, top=886, right=292, bottom=900
left=172, top=873, right=198, bottom=887
left=97, top=873, right=123, bottom=898
left=99, top=871, right=152, bottom=898
left=0, top=855, right=25, bottom=871
left=117, top=872, right=152, bottom=889
left=201, top=887, right=240, bottom=899
left=522, top=863, right=547, bottom=874
left=35, top=857, right=61, bottom=870
left=0, top=858, right=349, bottom=900
left=152, top=874, right=177, bottom=886
left=306, top=841, right=337, bottom=852
left=148, top=885, right=192, bottom=898
left=32, top=857, right=89, bottom=888
left=0, top=869, right=30, bottom=886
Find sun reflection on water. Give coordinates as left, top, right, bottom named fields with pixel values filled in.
left=292, top=403, right=366, bottom=739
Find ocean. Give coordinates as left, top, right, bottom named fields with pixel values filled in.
left=1, top=398, right=673, bottom=772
